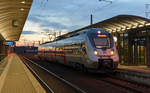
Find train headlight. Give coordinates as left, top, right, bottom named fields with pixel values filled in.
left=97, top=30, right=101, bottom=34
left=110, top=50, right=114, bottom=55
left=94, top=50, right=98, bottom=56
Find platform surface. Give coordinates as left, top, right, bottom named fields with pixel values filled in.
left=118, top=64, right=150, bottom=74
left=0, top=54, right=46, bottom=93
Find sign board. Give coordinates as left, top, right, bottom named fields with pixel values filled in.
left=132, top=40, right=146, bottom=46
left=5, top=41, right=15, bottom=45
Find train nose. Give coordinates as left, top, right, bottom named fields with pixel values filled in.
left=98, top=49, right=114, bottom=57
left=98, top=59, right=113, bottom=70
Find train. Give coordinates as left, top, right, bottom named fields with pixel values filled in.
left=38, top=28, right=119, bottom=73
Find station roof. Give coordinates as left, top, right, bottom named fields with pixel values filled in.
left=58, top=15, right=150, bottom=40
left=0, top=0, right=33, bottom=41
left=75, top=15, right=150, bottom=33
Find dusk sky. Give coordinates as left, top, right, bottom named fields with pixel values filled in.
left=19, top=0, right=150, bottom=43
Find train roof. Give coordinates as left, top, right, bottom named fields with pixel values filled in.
left=40, top=28, right=111, bottom=47
left=41, top=28, right=109, bottom=45
left=40, top=33, right=86, bottom=47
left=56, top=28, right=109, bottom=40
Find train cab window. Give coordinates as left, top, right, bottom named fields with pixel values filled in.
left=93, top=37, right=110, bottom=48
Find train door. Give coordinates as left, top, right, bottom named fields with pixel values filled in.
left=80, top=43, right=87, bottom=63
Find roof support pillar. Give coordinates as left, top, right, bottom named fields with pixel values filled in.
left=0, top=41, right=7, bottom=61
left=128, top=32, right=133, bottom=65
left=146, top=30, right=150, bottom=67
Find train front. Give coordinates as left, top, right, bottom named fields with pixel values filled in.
left=87, top=29, right=119, bottom=72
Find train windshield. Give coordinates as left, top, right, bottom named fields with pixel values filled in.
left=93, top=37, right=110, bottom=48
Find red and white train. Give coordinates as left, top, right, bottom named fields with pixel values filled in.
left=38, top=28, right=119, bottom=73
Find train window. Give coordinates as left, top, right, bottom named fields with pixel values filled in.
left=93, top=37, right=110, bottom=48
left=82, top=47, right=86, bottom=54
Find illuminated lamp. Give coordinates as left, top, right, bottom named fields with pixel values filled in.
left=112, top=30, right=116, bottom=32
left=21, top=1, right=26, bottom=4
left=132, top=25, right=137, bottom=28
left=139, top=25, right=144, bottom=27
left=97, top=30, right=101, bottom=34
left=146, top=23, right=150, bottom=26
left=122, top=28, right=125, bottom=31
left=94, top=50, right=98, bottom=56
left=113, top=36, right=117, bottom=42
left=110, top=50, right=114, bottom=55
left=20, top=8, right=24, bottom=11
left=117, top=29, right=120, bottom=32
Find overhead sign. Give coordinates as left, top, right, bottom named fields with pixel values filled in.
left=4, top=41, right=15, bottom=45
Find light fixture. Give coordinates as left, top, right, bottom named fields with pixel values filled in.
left=132, top=25, right=137, bottom=28
left=146, top=23, right=150, bottom=26
left=113, top=36, right=117, bottom=42
left=112, top=30, right=116, bottom=32
left=110, top=50, right=114, bottom=55
left=12, top=19, right=19, bottom=27
left=93, top=50, right=98, bottom=56
left=139, top=25, right=144, bottom=27
left=20, top=8, right=25, bottom=11
left=21, top=1, right=26, bottom=4
left=97, top=30, right=101, bottom=34
left=122, top=28, right=126, bottom=31
left=117, top=29, right=120, bottom=32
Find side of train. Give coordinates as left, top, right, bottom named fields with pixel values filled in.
left=38, top=28, right=119, bottom=73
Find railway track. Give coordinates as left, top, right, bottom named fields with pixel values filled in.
left=101, top=75, right=150, bottom=93
left=21, top=56, right=150, bottom=93
left=21, top=56, right=85, bottom=93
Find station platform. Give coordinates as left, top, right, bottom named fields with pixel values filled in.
left=116, top=64, right=150, bottom=87
left=0, top=53, right=46, bottom=93
left=118, top=64, right=150, bottom=74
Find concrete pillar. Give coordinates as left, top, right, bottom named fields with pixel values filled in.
left=134, top=42, right=138, bottom=65
left=116, top=32, right=121, bottom=64
left=128, top=32, right=133, bottom=65
left=0, top=41, right=8, bottom=61
left=146, top=30, right=150, bottom=67
left=146, top=37, right=150, bottom=67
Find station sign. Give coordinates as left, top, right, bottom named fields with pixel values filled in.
left=133, top=40, right=146, bottom=46
left=3, top=41, right=15, bottom=46
left=138, top=40, right=146, bottom=46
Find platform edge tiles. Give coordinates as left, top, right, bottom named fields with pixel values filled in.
left=0, top=54, right=46, bottom=93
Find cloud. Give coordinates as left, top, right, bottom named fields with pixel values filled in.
left=35, top=15, right=73, bottom=27
left=20, top=20, right=69, bottom=41
left=28, top=14, right=82, bottom=31
left=23, top=20, right=45, bottom=33
left=21, top=0, right=150, bottom=42
left=22, top=31, right=37, bottom=34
